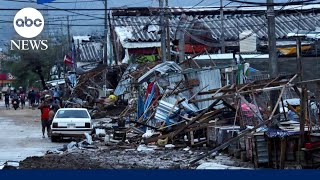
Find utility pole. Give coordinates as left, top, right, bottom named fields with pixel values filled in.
left=103, top=0, right=108, bottom=96
left=165, top=0, right=170, bottom=61
left=64, top=15, right=71, bottom=92
left=108, top=13, right=115, bottom=65
left=160, top=0, right=166, bottom=62
left=267, top=0, right=279, bottom=122
left=297, top=37, right=307, bottom=154
left=178, top=14, right=187, bottom=63
left=267, top=0, right=278, bottom=78
left=104, top=0, right=108, bottom=66
left=220, top=0, right=225, bottom=53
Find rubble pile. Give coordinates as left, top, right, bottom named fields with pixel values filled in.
left=19, top=60, right=320, bottom=169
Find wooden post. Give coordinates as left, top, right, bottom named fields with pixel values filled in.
left=268, top=138, right=273, bottom=168
left=279, top=138, right=287, bottom=169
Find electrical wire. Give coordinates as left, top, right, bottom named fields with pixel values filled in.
left=227, top=0, right=318, bottom=6
left=1, top=0, right=104, bottom=3
left=1, top=6, right=319, bottom=30
left=191, top=0, right=206, bottom=8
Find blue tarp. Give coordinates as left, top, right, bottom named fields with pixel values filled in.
left=137, top=95, right=144, bottom=119
left=265, top=128, right=298, bottom=138
left=143, top=83, right=156, bottom=120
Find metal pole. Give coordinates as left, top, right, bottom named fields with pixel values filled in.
left=267, top=0, right=280, bottom=123
left=160, top=0, right=166, bottom=62
left=220, top=0, right=225, bottom=53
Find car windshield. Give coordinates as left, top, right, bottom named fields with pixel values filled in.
left=56, top=110, right=89, bottom=118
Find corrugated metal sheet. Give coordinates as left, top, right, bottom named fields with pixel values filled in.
left=253, top=134, right=269, bottom=164
left=77, top=42, right=103, bottom=62
left=138, top=61, right=182, bottom=83
left=114, top=64, right=139, bottom=96
left=154, top=98, right=180, bottom=125
left=113, top=12, right=320, bottom=44
left=184, top=68, right=222, bottom=110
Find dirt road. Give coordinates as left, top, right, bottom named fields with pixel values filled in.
left=0, top=101, right=61, bottom=165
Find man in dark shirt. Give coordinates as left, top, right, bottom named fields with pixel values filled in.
left=4, top=92, right=10, bottom=109
left=29, top=90, right=36, bottom=109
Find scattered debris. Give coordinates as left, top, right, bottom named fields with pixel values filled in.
left=18, top=58, right=320, bottom=169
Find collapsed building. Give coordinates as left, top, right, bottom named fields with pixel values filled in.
left=57, top=6, right=320, bottom=169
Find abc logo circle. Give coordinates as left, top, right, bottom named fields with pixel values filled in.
left=13, top=7, right=44, bottom=38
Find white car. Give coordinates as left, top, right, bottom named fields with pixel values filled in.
left=51, top=108, right=93, bottom=142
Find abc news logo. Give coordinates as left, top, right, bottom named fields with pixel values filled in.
left=15, top=17, right=43, bottom=28
left=11, top=7, right=48, bottom=51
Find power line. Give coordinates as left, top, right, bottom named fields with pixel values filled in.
left=2, top=3, right=320, bottom=11
left=1, top=0, right=104, bottom=3
left=191, top=0, right=206, bottom=8
left=227, top=0, right=318, bottom=6
left=1, top=7, right=319, bottom=30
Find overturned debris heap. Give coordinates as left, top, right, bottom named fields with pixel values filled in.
left=109, top=60, right=320, bottom=169
left=55, top=59, right=320, bottom=169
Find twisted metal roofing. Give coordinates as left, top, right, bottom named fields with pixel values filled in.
left=112, top=12, right=320, bottom=43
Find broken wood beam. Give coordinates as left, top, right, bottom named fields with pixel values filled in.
left=144, top=101, right=222, bottom=144
left=263, top=76, right=280, bottom=88
left=189, top=84, right=233, bottom=103
left=295, top=78, right=320, bottom=85
left=190, top=79, right=293, bottom=164
left=198, top=80, right=289, bottom=96
left=170, top=103, right=222, bottom=138
left=221, top=99, right=236, bottom=112
left=189, top=116, right=271, bottom=164
left=279, top=138, right=287, bottom=169
left=129, top=120, right=164, bottom=132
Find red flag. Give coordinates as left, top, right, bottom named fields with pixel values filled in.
left=64, top=55, right=73, bottom=65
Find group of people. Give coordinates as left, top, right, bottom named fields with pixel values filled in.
left=3, top=88, right=27, bottom=110
left=1, top=86, right=63, bottom=138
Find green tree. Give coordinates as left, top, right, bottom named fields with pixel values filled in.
left=3, top=35, right=69, bottom=90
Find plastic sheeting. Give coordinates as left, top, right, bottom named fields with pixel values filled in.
left=265, top=128, right=298, bottom=138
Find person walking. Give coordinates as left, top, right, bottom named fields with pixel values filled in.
left=38, top=95, right=51, bottom=138
left=20, top=92, right=26, bottom=109
left=29, top=90, right=36, bottom=109
left=4, top=92, right=10, bottom=109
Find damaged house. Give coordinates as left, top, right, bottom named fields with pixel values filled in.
left=57, top=6, right=320, bottom=169
left=107, top=6, right=320, bottom=169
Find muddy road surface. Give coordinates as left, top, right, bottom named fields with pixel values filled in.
left=0, top=101, right=61, bottom=165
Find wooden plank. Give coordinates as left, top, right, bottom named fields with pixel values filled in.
left=189, top=118, right=271, bottom=164
left=190, top=131, right=194, bottom=146
left=171, top=107, right=222, bottom=138
left=189, top=81, right=292, bottom=164
left=252, top=135, right=258, bottom=168
left=280, top=138, right=287, bottom=169
left=189, top=84, right=230, bottom=103
left=144, top=101, right=222, bottom=144
left=198, top=81, right=289, bottom=96
left=263, top=76, right=280, bottom=88
left=268, top=138, right=273, bottom=168
left=194, top=85, right=288, bottom=102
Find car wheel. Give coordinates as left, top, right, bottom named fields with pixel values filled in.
left=51, top=135, right=59, bottom=142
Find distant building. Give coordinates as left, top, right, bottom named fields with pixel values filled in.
left=0, top=73, right=15, bottom=88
